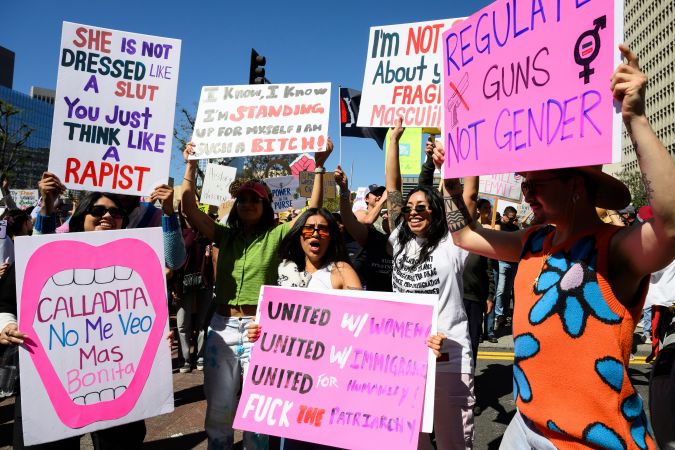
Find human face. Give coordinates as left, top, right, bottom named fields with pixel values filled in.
left=404, top=191, right=433, bottom=236
left=84, top=196, right=124, bottom=232
left=300, top=214, right=331, bottom=265
left=522, top=171, right=573, bottom=224
left=236, top=193, right=264, bottom=226
left=478, top=203, right=492, bottom=222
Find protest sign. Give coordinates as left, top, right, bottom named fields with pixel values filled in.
left=298, top=172, right=336, bottom=198
left=289, top=154, right=316, bottom=175
left=358, top=18, right=462, bottom=128
left=48, top=22, right=181, bottom=195
left=478, top=173, right=522, bottom=202
left=191, top=83, right=331, bottom=159
left=10, top=189, right=40, bottom=209
left=442, top=0, right=623, bottom=177
left=385, top=128, right=423, bottom=175
left=15, top=227, right=173, bottom=445
left=234, top=286, right=437, bottom=449
left=200, top=163, right=237, bottom=207
left=352, top=187, right=368, bottom=213
left=264, top=175, right=305, bottom=213
left=0, top=220, right=6, bottom=239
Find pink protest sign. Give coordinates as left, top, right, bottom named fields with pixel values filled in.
left=234, top=286, right=437, bottom=450
left=442, top=0, right=623, bottom=177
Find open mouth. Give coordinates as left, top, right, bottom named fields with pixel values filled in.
left=20, top=238, right=168, bottom=428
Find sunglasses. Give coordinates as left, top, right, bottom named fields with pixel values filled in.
left=301, top=224, right=331, bottom=239
left=87, top=205, right=125, bottom=219
left=401, top=205, right=430, bottom=215
left=520, top=176, right=567, bottom=196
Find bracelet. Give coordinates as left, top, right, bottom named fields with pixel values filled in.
left=340, top=190, right=350, bottom=199
left=184, top=177, right=194, bottom=183
left=314, top=167, right=326, bottom=174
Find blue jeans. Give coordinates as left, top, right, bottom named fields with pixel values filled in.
left=495, top=261, right=517, bottom=318
left=484, top=310, right=495, bottom=339
left=642, top=305, right=652, bottom=339
left=203, top=314, right=268, bottom=450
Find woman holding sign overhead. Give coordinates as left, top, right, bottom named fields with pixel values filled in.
left=181, top=139, right=332, bottom=450
left=385, top=118, right=476, bottom=450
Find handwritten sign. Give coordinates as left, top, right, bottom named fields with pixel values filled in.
left=10, top=189, right=40, bottom=209
left=264, top=175, right=305, bottom=213
left=200, top=163, right=237, bottom=207
left=234, top=286, right=437, bottom=449
left=479, top=173, right=522, bottom=202
left=191, top=83, right=331, bottom=159
left=442, top=0, right=623, bottom=177
left=352, top=187, right=368, bottom=213
left=15, top=228, right=173, bottom=445
left=48, top=22, right=181, bottom=195
left=385, top=128, right=423, bottom=175
left=358, top=19, right=462, bottom=128
left=298, top=172, right=336, bottom=199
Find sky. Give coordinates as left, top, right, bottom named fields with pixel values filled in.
left=2, top=0, right=492, bottom=189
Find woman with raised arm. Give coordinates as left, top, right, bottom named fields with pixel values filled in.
left=181, top=139, right=332, bottom=450
left=385, top=118, right=476, bottom=450
left=436, top=46, right=673, bottom=449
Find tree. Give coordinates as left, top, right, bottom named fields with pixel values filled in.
left=0, top=99, right=33, bottom=180
left=616, top=168, right=649, bottom=208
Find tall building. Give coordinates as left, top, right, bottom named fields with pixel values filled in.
left=0, top=47, right=14, bottom=89
left=620, top=0, right=675, bottom=174
left=30, top=86, right=56, bottom=105
left=0, top=84, right=53, bottom=188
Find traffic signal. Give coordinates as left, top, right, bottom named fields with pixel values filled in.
left=249, top=49, right=266, bottom=84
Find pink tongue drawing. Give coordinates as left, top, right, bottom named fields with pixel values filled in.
left=20, top=239, right=167, bottom=428
left=560, top=263, right=584, bottom=291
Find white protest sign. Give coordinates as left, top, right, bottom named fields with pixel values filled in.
left=191, top=83, right=331, bottom=159
left=264, top=175, right=305, bottom=213
left=352, top=186, right=369, bottom=213
left=48, top=22, right=181, bottom=195
left=201, top=163, right=237, bottom=207
left=15, top=227, right=173, bottom=445
left=358, top=18, right=462, bottom=128
left=479, top=173, right=523, bottom=202
left=10, top=189, right=40, bottom=209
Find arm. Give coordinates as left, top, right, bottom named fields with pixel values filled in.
left=150, top=184, right=187, bottom=270
left=418, top=138, right=437, bottom=187
left=0, top=177, right=17, bottom=210
left=611, top=45, right=675, bottom=275
left=335, top=165, right=368, bottom=246
left=434, top=143, right=524, bottom=262
left=331, top=261, right=363, bottom=290
left=181, top=143, right=216, bottom=241
left=386, top=117, right=405, bottom=231
left=34, top=172, right=65, bottom=235
left=361, top=191, right=387, bottom=226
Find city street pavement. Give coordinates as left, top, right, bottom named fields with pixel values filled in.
left=0, top=323, right=654, bottom=449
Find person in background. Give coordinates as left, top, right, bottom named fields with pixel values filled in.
left=493, top=206, right=519, bottom=331
left=476, top=198, right=498, bottom=343
left=354, top=184, right=386, bottom=233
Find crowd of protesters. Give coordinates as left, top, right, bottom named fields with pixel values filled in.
left=0, top=44, right=673, bottom=450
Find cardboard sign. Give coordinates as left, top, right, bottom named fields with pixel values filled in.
left=234, top=286, right=437, bottom=449
left=442, top=0, right=623, bottom=177
left=358, top=19, right=462, bottom=128
left=298, top=172, right=336, bottom=199
left=200, top=163, right=237, bottom=207
left=264, top=175, right=305, bottom=213
left=48, top=22, right=181, bottom=195
left=479, top=173, right=522, bottom=202
left=385, top=128, right=423, bottom=175
left=10, top=189, right=40, bottom=209
left=15, top=228, right=173, bottom=445
left=191, top=83, right=331, bottom=159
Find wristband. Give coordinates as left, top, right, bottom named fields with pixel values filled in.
left=314, top=167, right=326, bottom=174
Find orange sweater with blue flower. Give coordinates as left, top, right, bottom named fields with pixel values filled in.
left=513, top=224, right=655, bottom=450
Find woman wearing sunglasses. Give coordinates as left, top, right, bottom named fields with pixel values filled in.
left=182, top=139, right=332, bottom=450
left=385, top=118, right=475, bottom=450
left=3, top=173, right=185, bottom=450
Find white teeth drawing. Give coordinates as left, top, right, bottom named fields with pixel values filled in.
left=36, top=266, right=154, bottom=407
left=74, top=269, right=95, bottom=285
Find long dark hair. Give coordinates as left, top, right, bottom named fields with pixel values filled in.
left=69, top=192, right=129, bottom=232
left=278, top=207, right=350, bottom=271
left=395, top=185, right=448, bottom=265
left=4, top=209, right=31, bottom=238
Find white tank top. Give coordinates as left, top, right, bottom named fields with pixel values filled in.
left=307, top=264, right=334, bottom=290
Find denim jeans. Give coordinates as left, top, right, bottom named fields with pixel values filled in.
left=203, top=314, right=268, bottom=450
left=500, top=410, right=557, bottom=450
left=642, top=305, right=652, bottom=340
left=495, top=261, right=517, bottom=318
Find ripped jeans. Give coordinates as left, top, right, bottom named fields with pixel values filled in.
left=203, top=314, right=268, bottom=450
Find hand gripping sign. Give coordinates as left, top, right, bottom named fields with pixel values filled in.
left=15, top=228, right=173, bottom=445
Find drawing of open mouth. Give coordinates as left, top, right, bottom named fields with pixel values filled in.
left=19, top=238, right=167, bottom=428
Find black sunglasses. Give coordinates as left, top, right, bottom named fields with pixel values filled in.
left=401, top=205, right=430, bottom=215
left=87, top=205, right=125, bottom=219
